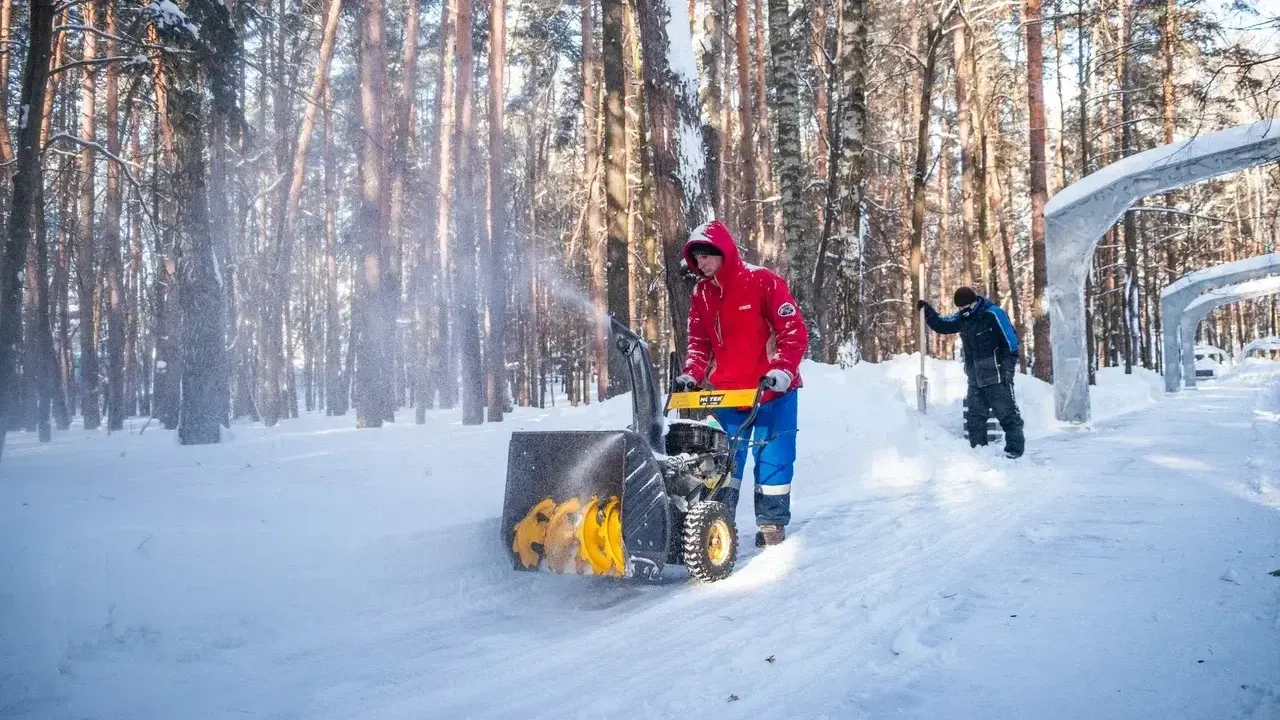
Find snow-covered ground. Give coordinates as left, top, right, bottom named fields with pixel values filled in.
left=2, top=359, right=1278, bottom=719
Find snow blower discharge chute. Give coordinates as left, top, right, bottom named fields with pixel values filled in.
left=501, top=318, right=767, bottom=583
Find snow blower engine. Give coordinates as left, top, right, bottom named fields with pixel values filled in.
left=501, top=318, right=766, bottom=583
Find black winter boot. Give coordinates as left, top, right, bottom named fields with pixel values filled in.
left=755, top=524, right=785, bottom=547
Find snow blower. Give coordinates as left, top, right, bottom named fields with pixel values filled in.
left=501, top=317, right=766, bottom=583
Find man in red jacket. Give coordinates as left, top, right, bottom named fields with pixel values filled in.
left=672, top=221, right=808, bottom=547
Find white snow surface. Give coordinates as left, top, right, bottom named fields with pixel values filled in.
left=3, top=359, right=1279, bottom=719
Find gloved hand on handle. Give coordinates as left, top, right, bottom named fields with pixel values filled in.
left=673, top=373, right=698, bottom=391
left=763, top=369, right=793, bottom=393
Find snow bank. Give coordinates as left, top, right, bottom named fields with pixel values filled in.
left=878, top=354, right=1164, bottom=439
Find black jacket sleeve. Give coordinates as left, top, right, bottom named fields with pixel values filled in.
left=923, top=303, right=962, bottom=334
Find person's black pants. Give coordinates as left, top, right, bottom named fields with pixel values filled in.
left=966, top=381, right=1025, bottom=454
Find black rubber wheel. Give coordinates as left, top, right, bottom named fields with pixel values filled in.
left=682, top=500, right=737, bottom=582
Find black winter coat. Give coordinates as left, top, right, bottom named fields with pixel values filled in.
left=923, top=297, right=1020, bottom=387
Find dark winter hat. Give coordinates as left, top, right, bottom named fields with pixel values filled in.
left=688, top=242, right=723, bottom=258
left=953, top=286, right=979, bottom=308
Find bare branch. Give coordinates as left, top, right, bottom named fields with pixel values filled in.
left=49, top=55, right=151, bottom=77
left=42, top=132, right=163, bottom=234
left=1126, top=207, right=1233, bottom=224
left=54, top=24, right=168, bottom=51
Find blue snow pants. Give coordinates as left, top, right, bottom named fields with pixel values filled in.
left=712, top=389, right=798, bottom=526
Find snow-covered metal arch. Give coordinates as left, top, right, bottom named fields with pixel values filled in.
left=1046, top=120, right=1280, bottom=422
left=1242, top=336, right=1280, bottom=357
left=1160, top=254, right=1280, bottom=392
left=1176, top=275, right=1280, bottom=389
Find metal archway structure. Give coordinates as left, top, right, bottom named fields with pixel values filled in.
left=1046, top=119, right=1280, bottom=422
left=1242, top=336, right=1280, bottom=358
left=1175, top=275, right=1280, bottom=388
left=1160, top=255, right=1280, bottom=391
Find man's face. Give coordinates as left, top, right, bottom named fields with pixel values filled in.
left=694, top=251, right=723, bottom=277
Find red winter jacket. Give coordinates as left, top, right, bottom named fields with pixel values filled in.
left=681, top=221, right=808, bottom=401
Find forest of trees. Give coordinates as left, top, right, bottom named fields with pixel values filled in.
left=2, top=0, right=1280, bottom=457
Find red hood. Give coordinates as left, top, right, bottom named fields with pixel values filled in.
left=683, top=221, right=743, bottom=280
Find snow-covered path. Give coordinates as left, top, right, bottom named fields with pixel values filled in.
left=883, top=372, right=1280, bottom=719
left=2, top=363, right=1279, bottom=719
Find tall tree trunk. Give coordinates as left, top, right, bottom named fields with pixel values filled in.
left=811, top=0, right=866, bottom=363
left=752, top=0, right=776, bottom=261
left=989, top=141, right=1025, bottom=364
left=483, top=0, right=509, bottom=417
left=389, top=0, right=418, bottom=412
left=952, top=19, right=976, bottom=286
left=150, top=26, right=181, bottom=430
left=103, top=5, right=126, bottom=431
left=1119, top=0, right=1138, bottom=374
left=432, top=0, right=459, bottom=409
left=697, top=0, right=724, bottom=219
left=811, top=0, right=830, bottom=189
left=77, top=2, right=101, bottom=430
left=908, top=19, right=944, bottom=343
left=127, top=108, right=143, bottom=416
left=324, top=85, right=345, bottom=415
left=159, top=1, right=234, bottom=445
left=1052, top=1, right=1067, bottom=191
left=634, top=0, right=710, bottom=354
left=389, top=0, right=416, bottom=308
left=1027, top=0, right=1051, bottom=380
left=733, top=0, right=762, bottom=256
left=416, top=0, right=452, bottom=420
left=633, top=9, right=663, bottom=364
left=0, top=0, right=12, bottom=165
left=768, top=0, right=804, bottom=280
left=603, top=0, right=631, bottom=395
left=355, top=0, right=394, bottom=427
left=971, top=51, right=996, bottom=304
left=32, top=178, right=61, bottom=439
left=486, top=0, right=509, bottom=419
left=583, top=0, right=608, bottom=401
left=456, top=0, right=485, bottom=425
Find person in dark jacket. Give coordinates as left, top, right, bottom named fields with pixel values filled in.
left=918, top=286, right=1026, bottom=458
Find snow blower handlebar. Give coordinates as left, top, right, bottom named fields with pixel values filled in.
left=663, top=379, right=770, bottom=496
left=712, top=379, right=770, bottom=494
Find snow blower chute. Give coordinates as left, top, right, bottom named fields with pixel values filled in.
left=501, top=318, right=767, bottom=582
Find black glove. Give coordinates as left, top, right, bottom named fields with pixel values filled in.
left=673, top=373, right=698, bottom=391
left=1000, top=355, right=1018, bottom=384
left=917, top=300, right=929, bottom=311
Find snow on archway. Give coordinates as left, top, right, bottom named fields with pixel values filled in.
left=1174, top=274, right=1280, bottom=388
left=1046, top=120, right=1280, bottom=422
